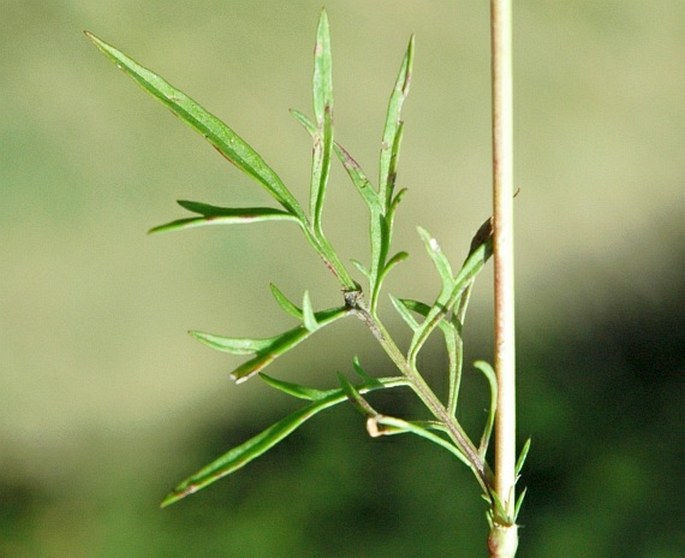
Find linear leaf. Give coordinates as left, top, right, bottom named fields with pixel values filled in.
left=515, top=438, right=532, bottom=477
left=379, top=35, right=414, bottom=208
left=269, top=283, right=303, bottom=319
left=229, top=306, right=350, bottom=383
left=473, top=360, right=497, bottom=458
left=338, top=373, right=377, bottom=417
left=389, top=294, right=419, bottom=331
left=301, top=290, right=319, bottom=332
left=259, top=373, right=328, bottom=401
left=378, top=250, right=409, bottom=285
left=368, top=415, right=470, bottom=466
left=351, top=356, right=382, bottom=387
left=85, top=32, right=304, bottom=219
left=149, top=206, right=299, bottom=234
left=417, top=227, right=454, bottom=291
left=188, top=331, right=277, bottom=355
left=161, top=376, right=410, bottom=507
left=334, top=143, right=382, bottom=213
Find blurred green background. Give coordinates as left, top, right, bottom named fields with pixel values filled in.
left=2, top=1, right=683, bottom=556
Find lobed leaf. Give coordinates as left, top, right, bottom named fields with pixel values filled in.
left=85, top=32, right=305, bottom=219
left=161, top=376, right=410, bottom=507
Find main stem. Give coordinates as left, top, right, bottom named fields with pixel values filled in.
left=489, top=0, right=518, bottom=556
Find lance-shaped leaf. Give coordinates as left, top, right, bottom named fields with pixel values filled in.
left=190, top=306, right=350, bottom=383
left=301, top=290, right=319, bottom=332
left=269, top=283, right=303, bottom=319
left=379, top=35, right=414, bottom=208
left=417, top=227, right=454, bottom=291
left=515, top=438, right=532, bottom=477
left=351, top=356, right=383, bottom=387
left=338, top=372, right=378, bottom=418
left=259, top=373, right=328, bottom=402
left=85, top=32, right=305, bottom=219
left=473, top=360, right=497, bottom=458
left=161, top=376, right=410, bottom=507
left=149, top=201, right=299, bottom=233
left=310, top=9, right=334, bottom=228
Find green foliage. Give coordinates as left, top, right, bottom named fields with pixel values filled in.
left=87, top=8, right=517, bottom=526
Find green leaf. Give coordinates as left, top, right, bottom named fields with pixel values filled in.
left=379, top=35, right=414, bottom=208
left=408, top=221, right=493, bottom=366
left=85, top=32, right=305, bottom=219
left=269, top=283, right=303, bottom=319
left=312, top=9, right=333, bottom=128
left=378, top=250, right=409, bottom=285
left=289, top=108, right=316, bottom=134
left=227, top=306, right=349, bottom=383
left=338, top=372, right=377, bottom=417
left=367, top=415, right=470, bottom=466
left=259, top=373, right=328, bottom=401
left=161, top=376, right=410, bottom=507
left=351, top=356, right=382, bottom=387
left=389, top=294, right=419, bottom=331
left=149, top=205, right=299, bottom=234
left=334, top=142, right=382, bottom=213
left=514, top=487, right=528, bottom=521
left=301, top=290, right=319, bottom=332
left=188, top=331, right=277, bottom=355
left=417, top=227, right=454, bottom=291
left=350, top=259, right=371, bottom=280
left=473, top=360, right=497, bottom=458
left=515, top=438, right=532, bottom=477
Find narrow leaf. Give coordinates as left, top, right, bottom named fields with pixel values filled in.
left=338, top=373, right=377, bottom=417
left=378, top=250, right=409, bottom=285
left=149, top=206, right=298, bottom=234
left=188, top=331, right=277, bottom=355
left=301, top=290, right=319, bottom=332
left=379, top=35, right=414, bottom=208
left=369, top=415, right=470, bottom=466
left=334, top=143, right=382, bottom=213
left=473, top=360, right=498, bottom=458
left=514, top=487, right=528, bottom=521
left=85, top=32, right=304, bottom=218
left=350, top=259, right=371, bottom=280
left=289, top=108, right=316, bottom=134
left=389, top=294, right=419, bottom=331
left=408, top=221, right=493, bottom=365
left=269, top=283, right=303, bottom=319
left=351, top=356, right=382, bottom=387
left=309, top=10, right=334, bottom=228
left=417, top=227, right=454, bottom=290
left=230, top=306, right=350, bottom=383
left=259, top=373, right=328, bottom=401
left=161, top=376, right=410, bottom=507
left=515, top=438, right=532, bottom=477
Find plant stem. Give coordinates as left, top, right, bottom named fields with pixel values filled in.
left=353, top=301, right=492, bottom=494
left=489, top=0, right=518, bottom=556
